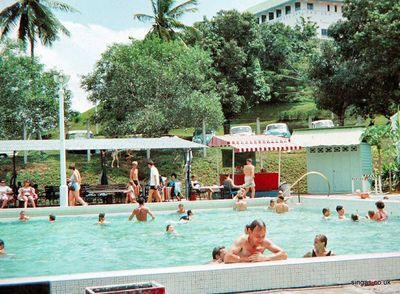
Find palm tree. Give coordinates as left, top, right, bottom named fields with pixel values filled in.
left=0, top=0, right=77, bottom=59
left=134, top=0, right=198, bottom=41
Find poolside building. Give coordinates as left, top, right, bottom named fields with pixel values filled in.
left=247, top=0, right=344, bottom=38
left=291, top=127, right=372, bottom=194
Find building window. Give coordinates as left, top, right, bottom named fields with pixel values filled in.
left=269, top=12, right=274, bottom=20
left=334, top=5, right=338, bottom=12
left=295, top=2, right=301, bottom=11
left=321, top=29, right=328, bottom=36
left=307, top=3, right=314, bottom=10
left=285, top=6, right=291, bottom=14
left=327, top=5, right=330, bottom=12
left=276, top=9, right=282, bottom=18
left=261, top=15, right=267, bottom=23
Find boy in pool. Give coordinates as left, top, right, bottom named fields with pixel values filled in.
left=210, top=246, right=226, bottom=264
left=268, top=199, right=276, bottom=211
left=233, top=188, right=247, bottom=211
left=176, top=203, right=186, bottom=214
left=49, top=214, right=56, bottom=223
left=351, top=214, right=360, bottom=222
left=322, top=208, right=331, bottom=219
left=166, top=224, right=178, bottom=235
left=336, top=205, right=346, bottom=219
left=18, top=211, right=29, bottom=222
left=366, top=210, right=376, bottom=220
left=98, top=212, right=107, bottom=224
left=179, top=210, right=193, bottom=222
left=0, top=239, right=5, bottom=255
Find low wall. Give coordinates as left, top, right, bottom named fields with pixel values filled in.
left=1, top=253, right=399, bottom=294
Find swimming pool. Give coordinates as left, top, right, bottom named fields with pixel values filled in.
left=1, top=199, right=399, bottom=279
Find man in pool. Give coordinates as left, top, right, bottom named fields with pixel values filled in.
left=322, top=208, right=331, bottom=219
left=0, top=239, right=5, bottom=255
left=18, top=210, right=29, bottom=222
left=179, top=210, right=193, bottom=222
left=129, top=197, right=155, bottom=222
left=224, top=219, right=287, bottom=263
left=49, top=214, right=56, bottom=223
left=177, top=203, right=186, bottom=214
left=275, top=195, right=288, bottom=214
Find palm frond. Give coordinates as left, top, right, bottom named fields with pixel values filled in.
left=42, top=0, right=79, bottom=13
left=168, top=0, right=198, bottom=18
left=17, top=11, right=29, bottom=46
left=0, top=2, right=22, bottom=39
left=133, top=13, right=155, bottom=22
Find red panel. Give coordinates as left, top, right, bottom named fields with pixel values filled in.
left=219, top=173, right=279, bottom=191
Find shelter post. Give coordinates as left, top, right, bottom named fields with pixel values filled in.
left=23, top=124, right=27, bottom=164
left=86, top=121, right=91, bottom=162
left=278, top=149, right=282, bottom=186
left=58, top=87, right=68, bottom=207
left=232, top=149, right=235, bottom=181
left=146, top=149, right=151, bottom=159
left=202, top=119, right=207, bottom=158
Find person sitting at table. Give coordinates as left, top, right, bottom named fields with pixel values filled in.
left=169, top=173, right=182, bottom=200
left=191, top=175, right=213, bottom=200
left=222, top=174, right=241, bottom=197
left=18, top=179, right=38, bottom=208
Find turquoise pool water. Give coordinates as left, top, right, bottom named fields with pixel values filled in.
left=0, top=206, right=399, bottom=279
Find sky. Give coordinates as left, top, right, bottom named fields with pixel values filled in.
left=0, top=0, right=264, bottom=112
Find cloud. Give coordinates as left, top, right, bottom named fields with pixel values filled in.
left=35, top=21, right=148, bottom=112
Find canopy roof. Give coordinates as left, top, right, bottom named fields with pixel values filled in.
left=208, top=135, right=301, bottom=153
left=0, top=137, right=205, bottom=152
left=291, top=127, right=365, bottom=147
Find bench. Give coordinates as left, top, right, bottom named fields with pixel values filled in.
left=81, top=184, right=126, bottom=204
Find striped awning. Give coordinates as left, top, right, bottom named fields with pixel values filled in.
left=208, top=135, right=301, bottom=153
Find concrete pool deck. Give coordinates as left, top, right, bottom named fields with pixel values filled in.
left=250, top=280, right=400, bottom=293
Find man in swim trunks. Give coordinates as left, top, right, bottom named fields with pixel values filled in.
left=224, top=219, right=287, bottom=263
left=128, top=197, right=155, bottom=221
left=243, top=159, right=255, bottom=198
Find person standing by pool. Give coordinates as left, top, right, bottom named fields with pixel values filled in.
left=129, top=161, right=140, bottom=197
left=68, top=163, right=87, bottom=206
left=0, top=179, right=13, bottom=209
left=336, top=205, right=346, bottom=219
left=243, top=159, right=255, bottom=198
left=224, top=219, right=287, bottom=263
left=147, top=160, right=162, bottom=203
left=374, top=201, right=388, bottom=222
left=129, top=197, right=155, bottom=221
left=304, top=234, right=335, bottom=257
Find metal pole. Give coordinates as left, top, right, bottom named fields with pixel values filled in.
left=86, top=121, right=91, bottom=162
left=202, top=119, right=207, bottom=158
left=278, top=149, right=282, bottom=186
left=23, top=124, right=27, bottom=164
left=146, top=149, right=151, bottom=159
left=232, top=149, right=235, bottom=182
left=256, top=117, right=261, bottom=134
left=58, top=87, right=68, bottom=207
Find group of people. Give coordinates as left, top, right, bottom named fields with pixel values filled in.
left=0, top=179, right=39, bottom=209
left=322, top=200, right=389, bottom=222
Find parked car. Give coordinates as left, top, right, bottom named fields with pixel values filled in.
left=310, top=120, right=334, bottom=129
left=192, top=128, right=215, bottom=145
left=230, top=125, right=254, bottom=135
left=263, top=123, right=291, bottom=138
left=66, top=130, right=95, bottom=153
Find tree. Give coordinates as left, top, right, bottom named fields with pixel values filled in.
left=308, top=41, right=368, bottom=125
left=328, top=0, right=400, bottom=118
left=184, top=10, right=268, bottom=131
left=134, top=0, right=198, bottom=41
left=361, top=124, right=391, bottom=190
left=0, top=0, right=76, bottom=58
left=81, top=38, right=224, bottom=137
left=0, top=38, right=72, bottom=139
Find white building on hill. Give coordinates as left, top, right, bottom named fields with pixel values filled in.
left=247, top=0, right=344, bottom=38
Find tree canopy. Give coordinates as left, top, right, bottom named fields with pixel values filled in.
left=0, top=39, right=72, bottom=139
left=81, top=38, right=224, bottom=137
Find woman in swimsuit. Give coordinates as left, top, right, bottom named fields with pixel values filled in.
left=125, top=180, right=136, bottom=204
left=18, top=180, right=38, bottom=208
left=304, top=234, right=335, bottom=257
left=68, top=163, right=87, bottom=206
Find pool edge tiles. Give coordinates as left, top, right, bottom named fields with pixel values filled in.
left=1, top=252, right=400, bottom=294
